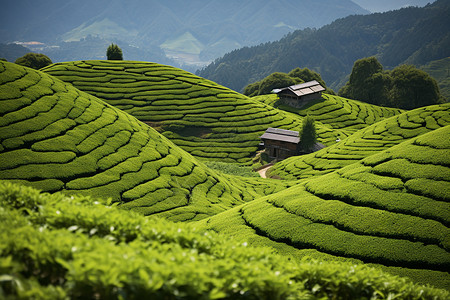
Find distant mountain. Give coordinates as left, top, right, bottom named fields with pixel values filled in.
left=353, top=0, right=433, bottom=12
left=1, top=0, right=368, bottom=68
left=197, top=0, right=450, bottom=92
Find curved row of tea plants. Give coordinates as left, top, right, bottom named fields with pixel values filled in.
left=1, top=181, right=448, bottom=299
left=42, top=60, right=341, bottom=162
left=0, top=61, right=288, bottom=221
left=201, top=126, right=450, bottom=289
left=253, top=93, right=403, bottom=135
left=269, top=103, right=450, bottom=180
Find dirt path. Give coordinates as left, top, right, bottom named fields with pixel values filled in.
left=258, top=165, right=272, bottom=178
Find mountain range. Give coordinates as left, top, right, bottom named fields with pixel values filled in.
left=197, top=0, right=450, bottom=92
left=1, top=0, right=369, bottom=68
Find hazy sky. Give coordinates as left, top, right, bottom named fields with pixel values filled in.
left=353, top=0, right=435, bottom=12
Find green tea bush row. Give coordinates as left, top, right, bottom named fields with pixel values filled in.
left=1, top=181, right=448, bottom=299
left=240, top=199, right=450, bottom=271
left=0, top=62, right=284, bottom=221
left=266, top=185, right=449, bottom=250
left=42, top=60, right=339, bottom=162
left=270, top=104, right=450, bottom=180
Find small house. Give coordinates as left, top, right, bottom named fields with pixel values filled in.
left=260, top=127, right=325, bottom=161
left=260, top=128, right=301, bottom=160
left=272, top=80, right=325, bottom=108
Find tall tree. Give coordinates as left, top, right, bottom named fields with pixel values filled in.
left=300, top=115, right=317, bottom=152
left=106, top=43, right=123, bottom=60
left=15, top=53, right=52, bottom=69
left=389, top=65, right=443, bottom=109
left=339, top=56, right=384, bottom=104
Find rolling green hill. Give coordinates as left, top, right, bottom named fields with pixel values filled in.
left=254, top=93, right=403, bottom=136
left=269, top=103, right=450, bottom=180
left=42, top=60, right=349, bottom=163
left=0, top=61, right=289, bottom=222
left=2, top=181, right=448, bottom=299
left=200, top=125, right=450, bottom=289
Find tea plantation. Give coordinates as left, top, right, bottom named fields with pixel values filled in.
left=42, top=60, right=344, bottom=163
left=201, top=125, right=450, bottom=289
left=1, top=59, right=450, bottom=296
left=269, top=103, right=450, bottom=180
left=0, top=61, right=289, bottom=222
left=254, top=93, right=403, bottom=136
left=1, top=181, right=449, bottom=299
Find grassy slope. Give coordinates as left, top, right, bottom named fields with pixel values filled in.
left=2, top=181, right=448, bottom=299
left=200, top=126, right=450, bottom=289
left=269, top=103, right=450, bottom=180
left=0, top=61, right=289, bottom=222
left=41, top=60, right=345, bottom=163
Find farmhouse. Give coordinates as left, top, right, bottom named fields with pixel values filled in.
left=260, top=127, right=326, bottom=160
left=273, top=80, right=325, bottom=108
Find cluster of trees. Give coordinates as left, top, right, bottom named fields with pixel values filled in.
left=243, top=67, right=333, bottom=97
left=14, top=53, right=52, bottom=69
left=339, top=57, right=444, bottom=109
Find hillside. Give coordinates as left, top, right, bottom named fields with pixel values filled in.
left=1, top=0, right=368, bottom=67
left=200, top=125, right=450, bottom=289
left=42, top=60, right=353, bottom=163
left=2, top=181, right=449, bottom=299
left=421, top=57, right=450, bottom=100
left=197, top=0, right=450, bottom=92
left=269, top=103, right=450, bottom=180
left=0, top=61, right=291, bottom=222
left=254, top=93, right=403, bottom=136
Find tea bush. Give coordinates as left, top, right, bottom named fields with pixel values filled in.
left=1, top=181, right=448, bottom=299
left=0, top=61, right=286, bottom=221
left=202, top=126, right=450, bottom=289
left=42, top=60, right=351, bottom=162
left=270, top=103, right=450, bottom=180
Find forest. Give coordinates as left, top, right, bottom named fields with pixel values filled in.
left=197, top=0, right=450, bottom=93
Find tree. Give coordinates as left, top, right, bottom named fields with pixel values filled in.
left=339, top=56, right=384, bottom=104
left=258, top=72, right=299, bottom=95
left=15, top=53, right=52, bottom=69
left=107, top=43, right=123, bottom=60
left=389, top=64, right=443, bottom=109
left=288, top=67, right=326, bottom=88
left=243, top=82, right=260, bottom=97
left=300, top=115, right=317, bottom=152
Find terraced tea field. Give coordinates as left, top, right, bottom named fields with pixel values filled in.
left=201, top=126, right=450, bottom=288
left=1, top=59, right=449, bottom=293
left=2, top=181, right=448, bottom=299
left=269, top=103, right=450, bottom=180
left=253, top=93, right=403, bottom=136
left=0, top=61, right=289, bottom=221
left=42, top=60, right=343, bottom=162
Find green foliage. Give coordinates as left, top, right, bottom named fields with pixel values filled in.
left=106, top=43, right=123, bottom=60
left=0, top=181, right=448, bottom=299
left=300, top=115, right=317, bottom=152
left=203, top=161, right=259, bottom=178
left=270, top=103, right=449, bottom=180
left=0, top=61, right=287, bottom=221
left=14, top=53, right=52, bottom=70
left=202, top=126, right=450, bottom=289
left=390, top=64, right=444, bottom=109
left=258, top=72, right=299, bottom=95
left=244, top=67, right=332, bottom=97
left=339, top=57, right=443, bottom=109
left=42, top=60, right=340, bottom=163
left=198, top=2, right=449, bottom=93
